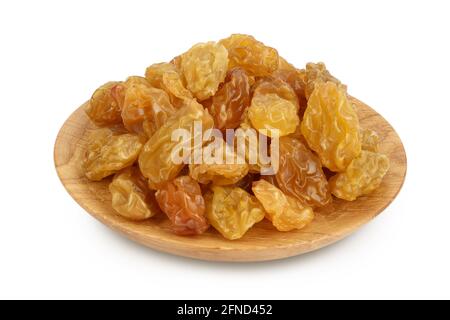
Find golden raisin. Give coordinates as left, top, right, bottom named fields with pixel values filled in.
left=248, top=93, right=299, bottom=137
left=138, top=99, right=214, bottom=189
left=84, top=129, right=143, bottom=181
left=360, top=128, right=380, bottom=153
left=85, top=82, right=124, bottom=127
left=252, top=180, right=314, bottom=232
left=234, top=117, right=273, bottom=174
left=272, top=68, right=308, bottom=115
left=109, top=166, right=160, bottom=220
left=219, top=34, right=279, bottom=77
left=276, top=137, right=331, bottom=207
left=206, top=68, right=251, bottom=131
left=189, top=137, right=249, bottom=185
left=205, top=186, right=265, bottom=240
left=304, top=62, right=345, bottom=99
left=145, top=62, right=193, bottom=107
left=329, top=151, right=390, bottom=201
left=181, top=42, right=229, bottom=101
left=155, top=176, right=209, bottom=235
left=122, top=84, right=176, bottom=137
left=253, top=78, right=299, bottom=110
left=301, top=82, right=361, bottom=172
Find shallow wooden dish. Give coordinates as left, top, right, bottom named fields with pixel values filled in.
left=54, top=97, right=407, bottom=262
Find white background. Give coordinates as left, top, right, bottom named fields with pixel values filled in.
left=0, top=0, right=449, bottom=300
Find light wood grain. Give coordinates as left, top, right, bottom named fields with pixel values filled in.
left=54, top=97, right=407, bottom=262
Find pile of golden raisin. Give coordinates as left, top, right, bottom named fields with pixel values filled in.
left=83, top=34, right=390, bottom=240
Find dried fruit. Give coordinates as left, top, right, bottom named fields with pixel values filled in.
left=233, top=172, right=260, bottom=194
left=253, top=78, right=299, bottom=110
left=277, top=56, right=296, bottom=72
left=145, top=62, right=193, bottom=107
left=287, top=124, right=308, bottom=143
left=304, top=62, right=345, bottom=99
left=252, top=180, right=314, bottom=232
left=155, top=176, right=209, bottom=235
left=85, top=82, right=124, bottom=127
left=181, top=42, right=229, bottom=101
left=301, top=82, right=361, bottom=172
left=206, top=68, right=251, bottom=131
left=276, top=137, right=331, bottom=207
left=247, top=76, right=301, bottom=138
left=329, top=151, right=390, bottom=201
left=360, top=128, right=380, bottom=152
left=122, top=84, right=176, bottom=137
left=125, top=76, right=152, bottom=86
left=233, top=112, right=275, bottom=174
left=248, top=92, right=299, bottom=137
left=219, top=34, right=279, bottom=77
left=272, top=68, right=308, bottom=114
left=139, top=100, right=214, bottom=189
left=80, top=34, right=391, bottom=239
left=205, top=186, right=265, bottom=240
left=189, top=137, right=249, bottom=185
left=84, top=129, right=144, bottom=181
left=110, top=76, right=152, bottom=110
left=170, top=55, right=182, bottom=69
left=109, top=166, right=160, bottom=220
left=261, top=174, right=279, bottom=188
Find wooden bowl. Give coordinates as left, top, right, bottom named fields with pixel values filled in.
left=54, top=97, right=407, bottom=262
